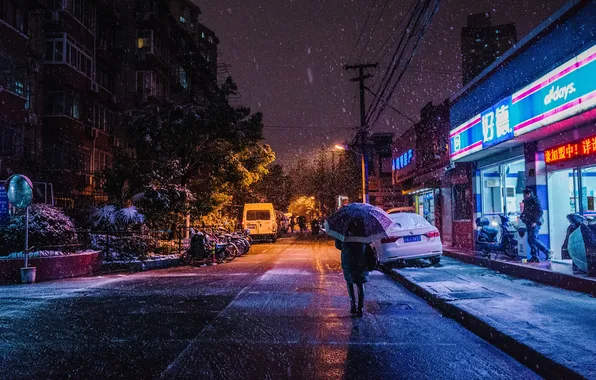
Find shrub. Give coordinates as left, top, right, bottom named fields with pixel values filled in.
left=0, top=204, right=78, bottom=255
left=90, top=233, right=151, bottom=261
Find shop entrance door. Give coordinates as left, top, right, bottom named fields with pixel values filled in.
left=547, top=168, right=579, bottom=260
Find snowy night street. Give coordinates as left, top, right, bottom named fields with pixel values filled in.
left=0, top=237, right=539, bottom=380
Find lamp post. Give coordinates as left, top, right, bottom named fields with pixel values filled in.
left=335, top=144, right=368, bottom=204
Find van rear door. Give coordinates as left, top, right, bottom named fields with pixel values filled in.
left=246, top=210, right=273, bottom=235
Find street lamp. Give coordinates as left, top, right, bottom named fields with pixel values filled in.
left=335, top=144, right=368, bottom=204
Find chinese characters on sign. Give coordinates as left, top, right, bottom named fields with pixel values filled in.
left=0, top=187, right=8, bottom=228
left=544, top=136, right=596, bottom=164
left=481, top=98, right=514, bottom=149
left=393, top=149, right=414, bottom=170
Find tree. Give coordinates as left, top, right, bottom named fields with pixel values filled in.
left=285, top=148, right=361, bottom=215
left=103, top=78, right=274, bottom=228
left=249, top=164, right=292, bottom=212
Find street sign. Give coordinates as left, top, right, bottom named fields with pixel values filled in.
left=0, top=187, right=8, bottom=228
left=5, top=174, right=33, bottom=209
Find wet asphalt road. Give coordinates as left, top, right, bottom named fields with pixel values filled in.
left=0, top=237, right=539, bottom=379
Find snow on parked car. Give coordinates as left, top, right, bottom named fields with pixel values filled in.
left=371, top=212, right=442, bottom=265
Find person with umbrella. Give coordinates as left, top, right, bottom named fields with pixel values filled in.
left=335, top=218, right=368, bottom=316
left=325, top=203, right=394, bottom=317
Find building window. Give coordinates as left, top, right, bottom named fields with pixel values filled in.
left=0, top=0, right=27, bottom=33
left=137, top=29, right=152, bottom=50
left=45, top=91, right=81, bottom=119
left=63, top=0, right=97, bottom=34
left=0, top=118, right=23, bottom=157
left=45, top=34, right=93, bottom=78
left=0, top=55, right=27, bottom=97
left=93, top=149, right=110, bottom=171
left=136, top=71, right=155, bottom=95
left=92, top=104, right=114, bottom=133
left=96, top=67, right=113, bottom=92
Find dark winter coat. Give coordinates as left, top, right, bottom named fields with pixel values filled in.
left=335, top=239, right=369, bottom=284
left=521, top=195, right=544, bottom=225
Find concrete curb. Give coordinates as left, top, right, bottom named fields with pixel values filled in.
left=381, top=266, right=586, bottom=380
left=101, top=258, right=182, bottom=274
left=444, top=250, right=596, bottom=297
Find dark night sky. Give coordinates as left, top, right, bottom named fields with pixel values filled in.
left=197, top=0, right=568, bottom=166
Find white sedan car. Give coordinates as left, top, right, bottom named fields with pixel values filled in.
left=372, top=212, right=442, bottom=265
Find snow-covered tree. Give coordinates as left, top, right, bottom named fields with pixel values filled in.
left=103, top=77, right=274, bottom=229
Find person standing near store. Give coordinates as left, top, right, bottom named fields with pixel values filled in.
left=520, top=188, right=553, bottom=262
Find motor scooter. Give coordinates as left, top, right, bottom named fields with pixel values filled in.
left=563, top=213, right=596, bottom=275
left=475, top=214, right=519, bottom=258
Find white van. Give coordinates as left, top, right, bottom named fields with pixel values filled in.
left=243, top=203, right=278, bottom=242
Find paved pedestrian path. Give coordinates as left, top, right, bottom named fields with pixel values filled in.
left=389, top=256, right=596, bottom=379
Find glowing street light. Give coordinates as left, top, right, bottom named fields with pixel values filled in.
left=332, top=144, right=368, bottom=204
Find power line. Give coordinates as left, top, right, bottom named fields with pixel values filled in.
left=369, top=1, right=440, bottom=128
left=347, top=0, right=378, bottom=64
left=366, top=0, right=428, bottom=126
left=366, top=0, right=440, bottom=128
left=356, top=0, right=391, bottom=63
left=364, top=86, right=417, bottom=123
left=369, top=0, right=417, bottom=64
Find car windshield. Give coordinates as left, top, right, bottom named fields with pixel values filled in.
left=389, top=213, right=430, bottom=229
left=246, top=210, right=271, bottom=220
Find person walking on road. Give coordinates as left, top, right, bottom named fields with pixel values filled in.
left=298, top=215, right=307, bottom=234
left=335, top=218, right=369, bottom=317
left=521, top=187, right=553, bottom=262
left=289, top=216, right=296, bottom=234
left=311, top=218, right=320, bottom=236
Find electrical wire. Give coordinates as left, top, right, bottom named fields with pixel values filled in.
left=369, top=0, right=440, bottom=128
left=365, top=0, right=440, bottom=128
left=365, top=0, right=428, bottom=126
left=347, top=0, right=378, bottom=64
left=356, top=0, right=391, bottom=63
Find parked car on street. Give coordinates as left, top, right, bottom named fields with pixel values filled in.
left=242, top=203, right=278, bottom=242
left=371, top=212, right=442, bottom=265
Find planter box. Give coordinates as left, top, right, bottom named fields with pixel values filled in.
left=0, top=251, right=102, bottom=285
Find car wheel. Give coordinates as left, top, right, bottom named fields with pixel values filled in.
left=429, top=256, right=441, bottom=265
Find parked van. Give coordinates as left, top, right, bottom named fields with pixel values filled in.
left=243, top=203, right=278, bottom=242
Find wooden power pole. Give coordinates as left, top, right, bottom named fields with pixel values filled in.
left=344, top=63, right=377, bottom=204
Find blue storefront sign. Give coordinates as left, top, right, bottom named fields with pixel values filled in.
left=0, top=187, right=9, bottom=228
left=393, top=149, right=414, bottom=170
left=450, top=44, right=596, bottom=161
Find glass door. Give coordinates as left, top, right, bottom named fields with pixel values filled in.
left=547, top=168, right=579, bottom=260
left=580, top=166, right=596, bottom=217
left=480, top=158, right=526, bottom=223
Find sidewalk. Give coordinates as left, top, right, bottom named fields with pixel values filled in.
left=444, top=246, right=596, bottom=297
left=384, top=257, right=596, bottom=380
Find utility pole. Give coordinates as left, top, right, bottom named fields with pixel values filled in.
left=345, top=63, right=377, bottom=204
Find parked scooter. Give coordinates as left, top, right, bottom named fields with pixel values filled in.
left=475, top=214, right=520, bottom=258
left=562, top=213, right=596, bottom=276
